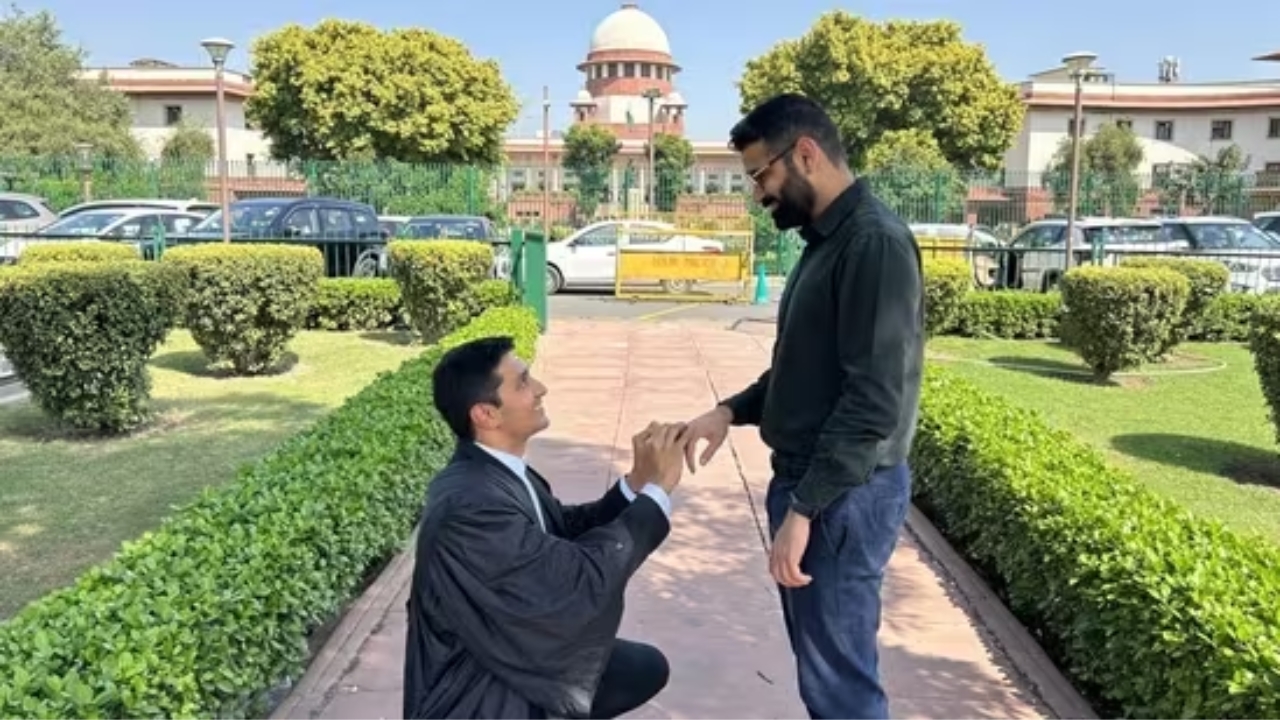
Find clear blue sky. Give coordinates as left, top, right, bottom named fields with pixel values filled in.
left=29, top=0, right=1280, bottom=141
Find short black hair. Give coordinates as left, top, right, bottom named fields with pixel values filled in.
left=432, top=335, right=514, bottom=441
left=728, top=93, right=846, bottom=166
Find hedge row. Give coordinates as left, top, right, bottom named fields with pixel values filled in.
left=912, top=366, right=1280, bottom=717
left=923, top=261, right=1266, bottom=344
left=0, top=241, right=520, bottom=432
left=304, top=276, right=517, bottom=332
left=0, top=305, right=542, bottom=718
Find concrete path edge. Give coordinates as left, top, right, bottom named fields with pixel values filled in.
left=271, top=529, right=418, bottom=720
left=903, top=505, right=1098, bottom=720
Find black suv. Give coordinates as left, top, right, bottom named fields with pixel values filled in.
left=177, top=197, right=383, bottom=276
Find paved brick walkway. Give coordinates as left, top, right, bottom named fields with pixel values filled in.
left=277, top=318, right=1067, bottom=720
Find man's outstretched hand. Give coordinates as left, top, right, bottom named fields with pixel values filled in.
left=630, top=421, right=690, bottom=495
left=681, top=405, right=732, bottom=473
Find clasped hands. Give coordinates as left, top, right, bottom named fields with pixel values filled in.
left=626, top=407, right=813, bottom=589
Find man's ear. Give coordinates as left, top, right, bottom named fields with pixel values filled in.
left=469, top=403, right=499, bottom=433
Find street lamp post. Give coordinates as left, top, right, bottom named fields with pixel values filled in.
left=541, top=85, right=551, bottom=243
left=1062, top=50, right=1099, bottom=271
left=73, top=142, right=93, bottom=202
left=642, top=88, right=663, bottom=211
left=201, top=36, right=234, bottom=244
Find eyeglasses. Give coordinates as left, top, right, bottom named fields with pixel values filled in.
left=746, top=139, right=798, bottom=188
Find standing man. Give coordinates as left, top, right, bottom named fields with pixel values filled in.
left=681, top=93, right=925, bottom=719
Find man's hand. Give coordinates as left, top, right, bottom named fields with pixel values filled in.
left=769, top=511, right=812, bottom=588
left=682, top=405, right=732, bottom=473
left=630, top=422, right=690, bottom=495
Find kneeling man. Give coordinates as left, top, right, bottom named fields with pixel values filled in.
left=403, top=335, right=687, bottom=719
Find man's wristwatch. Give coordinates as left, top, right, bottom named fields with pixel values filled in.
left=788, top=492, right=820, bottom=519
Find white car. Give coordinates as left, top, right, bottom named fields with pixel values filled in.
left=0, top=208, right=205, bottom=263
left=58, top=198, right=218, bottom=219
left=1001, top=217, right=1184, bottom=291
left=1161, top=216, right=1280, bottom=294
left=544, top=220, right=727, bottom=294
left=1255, top=211, right=1280, bottom=240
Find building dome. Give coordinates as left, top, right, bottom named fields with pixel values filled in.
left=589, top=3, right=671, bottom=56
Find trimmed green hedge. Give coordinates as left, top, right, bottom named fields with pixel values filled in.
left=1060, top=265, right=1190, bottom=378
left=0, top=305, right=541, bottom=718
left=1121, top=257, right=1229, bottom=354
left=19, top=242, right=139, bottom=265
left=0, top=261, right=185, bottom=432
left=1249, top=297, right=1280, bottom=446
left=943, top=289, right=1263, bottom=344
left=162, top=244, right=324, bottom=375
left=306, top=277, right=405, bottom=331
left=912, top=366, right=1280, bottom=718
left=922, top=259, right=971, bottom=336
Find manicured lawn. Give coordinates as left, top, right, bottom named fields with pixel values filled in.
left=0, top=329, right=420, bottom=620
left=927, top=337, right=1280, bottom=544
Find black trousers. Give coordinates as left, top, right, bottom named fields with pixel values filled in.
left=588, top=639, right=669, bottom=719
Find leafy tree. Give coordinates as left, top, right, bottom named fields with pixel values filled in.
left=863, top=129, right=967, bottom=222
left=246, top=19, right=520, bottom=164
left=1155, top=144, right=1251, bottom=215
left=648, top=133, right=693, bottom=212
left=737, top=12, right=1023, bottom=171
left=1045, top=121, right=1144, bottom=216
left=0, top=5, right=139, bottom=159
left=561, top=124, right=619, bottom=221
left=161, top=122, right=214, bottom=162
left=158, top=122, right=214, bottom=200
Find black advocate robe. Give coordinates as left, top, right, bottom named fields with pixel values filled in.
left=402, top=440, right=671, bottom=719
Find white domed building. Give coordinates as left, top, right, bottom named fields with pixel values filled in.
left=569, top=2, right=687, bottom=140
left=500, top=3, right=748, bottom=222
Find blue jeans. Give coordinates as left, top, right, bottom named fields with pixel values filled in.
left=766, top=459, right=912, bottom=720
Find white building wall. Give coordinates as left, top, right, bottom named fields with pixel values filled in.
left=1002, top=80, right=1280, bottom=186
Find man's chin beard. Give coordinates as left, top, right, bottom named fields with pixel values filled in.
left=767, top=202, right=806, bottom=230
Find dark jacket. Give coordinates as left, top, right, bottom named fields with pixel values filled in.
left=402, top=440, right=670, bottom=719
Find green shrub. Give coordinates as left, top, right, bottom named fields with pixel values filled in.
left=912, top=365, right=1280, bottom=718
left=1122, top=257, right=1228, bottom=353
left=954, top=291, right=1061, bottom=339
left=0, top=261, right=184, bottom=432
left=19, top=241, right=138, bottom=265
left=306, top=277, right=404, bottom=331
left=1249, top=297, right=1280, bottom=445
left=471, top=278, right=520, bottom=314
left=0, top=306, right=541, bottom=719
left=1191, top=292, right=1265, bottom=342
left=388, top=240, right=493, bottom=342
left=922, top=258, right=971, bottom=335
left=162, top=243, right=323, bottom=374
left=1059, top=266, right=1189, bottom=379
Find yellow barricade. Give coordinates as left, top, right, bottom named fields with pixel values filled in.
left=613, top=228, right=754, bottom=303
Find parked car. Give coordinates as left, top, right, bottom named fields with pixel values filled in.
left=1160, top=216, right=1280, bottom=294
left=0, top=192, right=58, bottom=234
left=180, top=197, right=382, bottom=276
left=544, top=219, right=726, bottom=294
left=998, top=217, right=1180, bottom=291
left=355, top=215, right=506, bottom=279
left=0, top=208, right=204, bottom=263
left=1254, top=211, right=1280, bottom=238
left=58, top=198, right=218, bottom=219
left=378, top=214, right=410, bottom=240
left=909, top=223, right=1004, bottom=288
left=397, top=215, right=500, bottom=242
